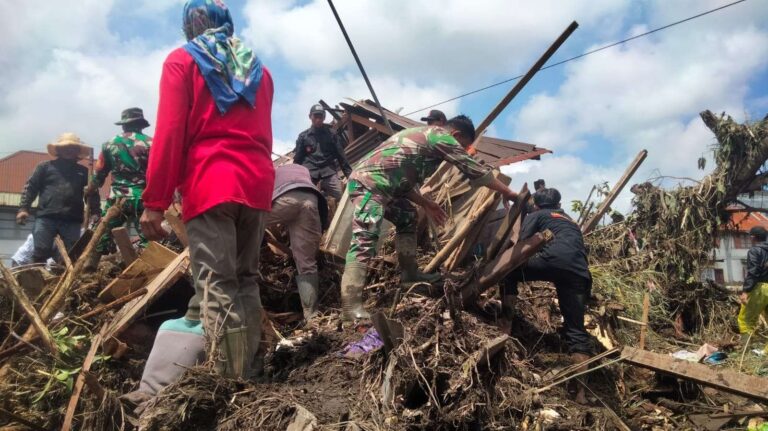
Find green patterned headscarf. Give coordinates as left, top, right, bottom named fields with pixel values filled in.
left=182, top=0, right=264, bottom=114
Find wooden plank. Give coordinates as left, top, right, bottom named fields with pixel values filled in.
left=621, top=346, right=768, bottom=402
left=472, top=21, right=579, bottom=142
left=461, top=230, right=552, bottom=307
left=97, top=242, right=177, bottom=302
left=0, top=262, right=57, bottom=356
left=486, top=184, right=530, bottom=260
left=61, top=329, right=104, bottom=431
left=164, top=205, right=189, bottom=247
left=348, top=113, right=393, bottom=136
left=639, top=293, right=650, bottom=350
left=582, top=150, right=647, bottom=234
left=424, top=189, right=498, bottom=273
left=111, top=227, right=137, bottom=265
left=102, top=249, right=190, bottom=347
left=371, top=312, right=404, bottom=355
left=54, top=235, right=73, bottom=269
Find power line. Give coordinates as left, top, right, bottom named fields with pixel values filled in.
left=404, top=0, right=747, bottom=116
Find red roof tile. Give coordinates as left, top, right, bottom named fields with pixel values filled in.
left=0, top=150, right=109, bottom=198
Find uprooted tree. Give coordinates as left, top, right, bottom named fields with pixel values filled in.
left=587, top=110, right=768, bottom=337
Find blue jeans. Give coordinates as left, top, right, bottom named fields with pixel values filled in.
left=32, top=216, right=81, bottom=263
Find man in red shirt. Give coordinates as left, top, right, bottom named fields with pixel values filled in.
left=140, top=0, right=274, bottom=379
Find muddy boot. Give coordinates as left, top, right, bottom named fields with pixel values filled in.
left=396, top=234, right=441, bottom=284
left=245, top=314, right=264, bottom=380
left=498, top=295, right=516, bottom=334
left=341, top=262, right=370, bottom=321
left=296, top=273, right=319, bottom=321
left=569, top=352, right=591, bottom=404
left=121, top=318, right=205, bottom=412
left=218, top=327, right=248, bottom=378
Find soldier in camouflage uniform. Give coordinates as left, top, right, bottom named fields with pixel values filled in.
left=340, top=115, right=518, bottom=321
left=86, top=108, right=152, bottom=264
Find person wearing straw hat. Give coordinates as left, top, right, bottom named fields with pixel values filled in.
left=17, top=133, right=100, bottom=263
left=84, top=108, right=153, bottom=267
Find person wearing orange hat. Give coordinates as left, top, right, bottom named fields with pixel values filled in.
left=17, top=133, right=100, bottom=263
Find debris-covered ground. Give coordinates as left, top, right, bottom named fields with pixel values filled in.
left=1, top=111, right=768, bottom=430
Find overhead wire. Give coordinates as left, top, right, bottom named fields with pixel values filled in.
left=404, top=0, right=747, bottom=116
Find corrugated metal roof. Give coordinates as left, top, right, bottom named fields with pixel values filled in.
left=0, top=150, right=110, bottom=199
left=339, top=99, right=551, bottom=166
left=0, top=151, right=52, bottom=193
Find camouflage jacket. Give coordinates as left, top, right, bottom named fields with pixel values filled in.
left=93, top=132, right=152, bottom=199
left=350, top=126, right=493, bottom=200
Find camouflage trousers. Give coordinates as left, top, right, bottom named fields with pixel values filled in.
left=96, top=197, right=147, bottom=254
left=346, top=180, right=416, bottom=264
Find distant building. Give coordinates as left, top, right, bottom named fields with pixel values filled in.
left=0, top=151, right=107, bottom=264
left=706, top=195, right=768, bottom=286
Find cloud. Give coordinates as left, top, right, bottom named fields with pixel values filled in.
left=272, top=71, right=460, bottom=143
left=241, top=0, right=632, bottom=85
left=512, top=5, right=768, bottom=186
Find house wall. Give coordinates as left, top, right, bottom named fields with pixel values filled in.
left=712, top=231, right=754, bottom=286
left=0, top=205, right=33, bottom=265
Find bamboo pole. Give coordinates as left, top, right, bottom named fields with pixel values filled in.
left=582, top=150, right=648, bottom=234
left=0, top=262, right=58, bottom=356
left=424, top=190, right=498, bottom=273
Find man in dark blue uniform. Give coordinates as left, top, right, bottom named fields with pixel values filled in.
left=293, top=104, right=352, bottom=201
left=501, top=187, right=592, bottom=402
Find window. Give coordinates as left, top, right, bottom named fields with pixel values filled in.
left=714, top=268, right=725, bottom=284
left=733, top=233, right=757, bottom=249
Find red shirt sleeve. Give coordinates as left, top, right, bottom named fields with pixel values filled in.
left=142, top=50, right=191, bottom=212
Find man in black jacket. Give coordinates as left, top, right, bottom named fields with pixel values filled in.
left=17, top=133, right=100, bottom=263
left=293, top=104, right=352, bottom=201
left=500, top=187, right=592, bottom=402
left=737, top=226, right=768, bottom=345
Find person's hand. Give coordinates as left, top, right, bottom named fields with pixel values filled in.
left=89, top=213, right=101, bottom=225
left=502, top=189, right=518, bottom=209
left=423, top=200, right=448, bottom=226
left=16, top=211, right=29, bottom=225
left=84, top=183, right=98, bottom=197
left=739, top=291, right=749, bottom=305
left=140, top=209, right=168, bottom=241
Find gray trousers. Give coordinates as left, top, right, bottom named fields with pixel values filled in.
left=184, top=203, right=266, bottom=346
left=316, top=174, right=343, bottom=201
left=265, top=190, right=322, bottom=275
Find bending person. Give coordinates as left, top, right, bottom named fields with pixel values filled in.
left=341, top=115, right=517, bottom=321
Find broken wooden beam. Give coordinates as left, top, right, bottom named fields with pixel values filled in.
left=424, top=189, right=499, bottom=273
left=639, top=292, right=650, bottom=350
left=111, top=227, right=138, bottom=265
left=371, top=312, right=404, bottom=355
left=462, top=230, right=553, bottom=307
left=61, top=329, right=104, bottom=431
left=621, top=346, right=768, bottom=402
left=102, top=249, right=190, bottom=351
left=54, top=235, right=73, bottom=269
left=486, top=184, right=530, bottom=260
left=164, top=205, right=189, bottom=247
left=0, top=262, right=58, bottom=357
left=582, top=150, right=647, bottom=234
left=473, top=21, right=579, bottom=140
left=98, top=241, right=177, bottom=302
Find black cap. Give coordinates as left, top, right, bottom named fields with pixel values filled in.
left=750, top=226, right=767, bottom=239
left=421, top=109, right=447, bottom=123
left=309, top=104, right=325, bottom=115
left=533, top=188, right=561, bottom=209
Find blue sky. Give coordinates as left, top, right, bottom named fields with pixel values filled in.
left=1, top=0, right=766, bottom=212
